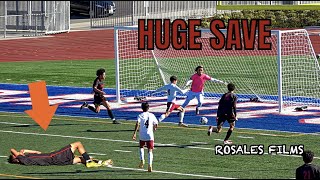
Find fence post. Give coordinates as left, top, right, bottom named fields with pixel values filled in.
left=4, top=1, right=7, bottom=38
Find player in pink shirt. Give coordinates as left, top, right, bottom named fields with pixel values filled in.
left=181, top=66, right=228, bottom=115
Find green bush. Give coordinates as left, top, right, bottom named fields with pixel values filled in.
left=201, top=10, right=320, bottom=28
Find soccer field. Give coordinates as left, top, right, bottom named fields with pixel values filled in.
left=0, top=59, right=319, bottom=179
left=0, top=112, right=319, bottom=179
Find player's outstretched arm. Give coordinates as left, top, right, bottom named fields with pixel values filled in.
left=21, top=149, right=42, bottom=154
left=184, top=79, right=193, bottom=88
left=152, top=86, right=167, bottom=96
left=210, top=78, right=228, bottom=85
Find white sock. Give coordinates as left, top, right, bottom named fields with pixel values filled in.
left=179, top=112, right=185, bottom=123
left=139, top=148, right=144, bottom=161
left=158, top=114, right=166, bottom=122
left=148, top=151, right=153, bottom=165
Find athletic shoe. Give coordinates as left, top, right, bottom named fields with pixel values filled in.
left=207, top=126, right=213, bottom=136
left=148, top=165, right=152, bottom=172
left=178, top=122, right=188, bottom=127
left=102, top=159, right=113, bottom=167
left=138, top=160, right=145, bottom=168
left=86, top=161, right=102, bottom=168
left=112, top=120, right=121, bottom=124
left=80, top=102, right=88, bottom=110
left=223, top=140, right=233, bottom=145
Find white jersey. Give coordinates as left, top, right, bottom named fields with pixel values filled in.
left=154, top=83, right=185, bottom=103
left=137, top=112, right=158, bottom=141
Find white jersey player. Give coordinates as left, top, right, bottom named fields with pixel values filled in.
left=153, top=75, right=188, bottom=127
left=132, top=102, right=158, bottom=172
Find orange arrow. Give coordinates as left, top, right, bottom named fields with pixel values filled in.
left=25, top=81, right=58, bottom=131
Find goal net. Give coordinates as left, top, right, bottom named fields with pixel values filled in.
left=114, top=26, right=320, bottom=112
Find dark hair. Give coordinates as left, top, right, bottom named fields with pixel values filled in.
left=170, top=76, right=177, bottom=82
left=8, top=155, right=20, bottom=164
left=195, top=66, right=204, bottom=71
left=227, top=83, right=235, bottom=92
left=96, top=68, right=105, bottom=76
left=141, top=102, right=149, bottom=112
left=302, top=150, right=314, bottom=164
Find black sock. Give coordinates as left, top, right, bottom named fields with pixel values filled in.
left=107, top=109, right=115, bottom=120
left=82, top=152, right=91, bottom=162
left=88, top=106, right=96, bottom=113
left=224, top=129, right=233, bottom=141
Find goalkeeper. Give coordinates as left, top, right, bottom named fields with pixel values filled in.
left=152, top=76, right=189, bottom=127
left=181, top=65, right=227, bottom=115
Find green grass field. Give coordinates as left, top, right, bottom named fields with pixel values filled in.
left=0, top=59, right=319, bottom=179
left=0, top=60, right=116, bottom=88
left=0, top=112, right=319, bottom=179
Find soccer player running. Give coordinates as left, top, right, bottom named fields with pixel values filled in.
left=181, top=65, right=228, bottom=115
left=8, top=141, right=113, bottom=168
left=153, top=75, right=189, bottom=127
left=296, top=150, right=320, bottom=179
left=207, top=83, right=238, bottom=145
left=80, top=68, right=120, bottom=124
left=132, top=102, right=158, bottom=172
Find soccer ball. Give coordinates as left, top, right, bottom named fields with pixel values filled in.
left=199, top=117, right=208, bottom=125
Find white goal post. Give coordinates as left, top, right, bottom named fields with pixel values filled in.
left=114, top=26, right=320, bottom=113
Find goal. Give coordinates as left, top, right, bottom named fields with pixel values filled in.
left=114, top=26, right=320, bottom=113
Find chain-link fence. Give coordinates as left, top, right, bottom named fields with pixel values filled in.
left=0, top=1, right=70, bottom=39
left=90, top=1, right=217, bottom=28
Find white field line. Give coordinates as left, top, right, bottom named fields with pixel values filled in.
left=0, top=130, right=214, bottom=151
left=1, top=130, right=319, bottom=160
left=0, top=155, right=235, bottom=179
left=0, top=122, right=31, bottom=126
left=1, top=112, right=319, bottom=136
left=114, top=150, right=132, bottom=153
left=237, top=136, right=255, bottom=139
left=109, top=166, right=236, bottom=179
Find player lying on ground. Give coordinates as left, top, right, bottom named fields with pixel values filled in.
left=8, top=141, right=113, bottom=168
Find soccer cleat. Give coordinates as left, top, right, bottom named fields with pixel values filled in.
left=80, top=102, right=88, bottom=110
left=102, top=159, right=113, bottom=167
left=178, top=122, right=188, bottom=127
left=196, top=107, right=200, bottom=115
left=223, top=140, right=233, bottom=145
left=207, top=126, right=213, bottom=136
left=138, top=160, right=145, bottom=168
left=112, top=120, right=121, bottom=124
left=86, top=161, right=103, bottom=168
left=148, top=165, right=152, bottom=172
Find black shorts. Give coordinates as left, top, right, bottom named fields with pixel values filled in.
left=94, top=95, right=107, bottom=105
left=51, top=144, right=75, bottom=165
left=217, top=114, right=236, bottom=126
